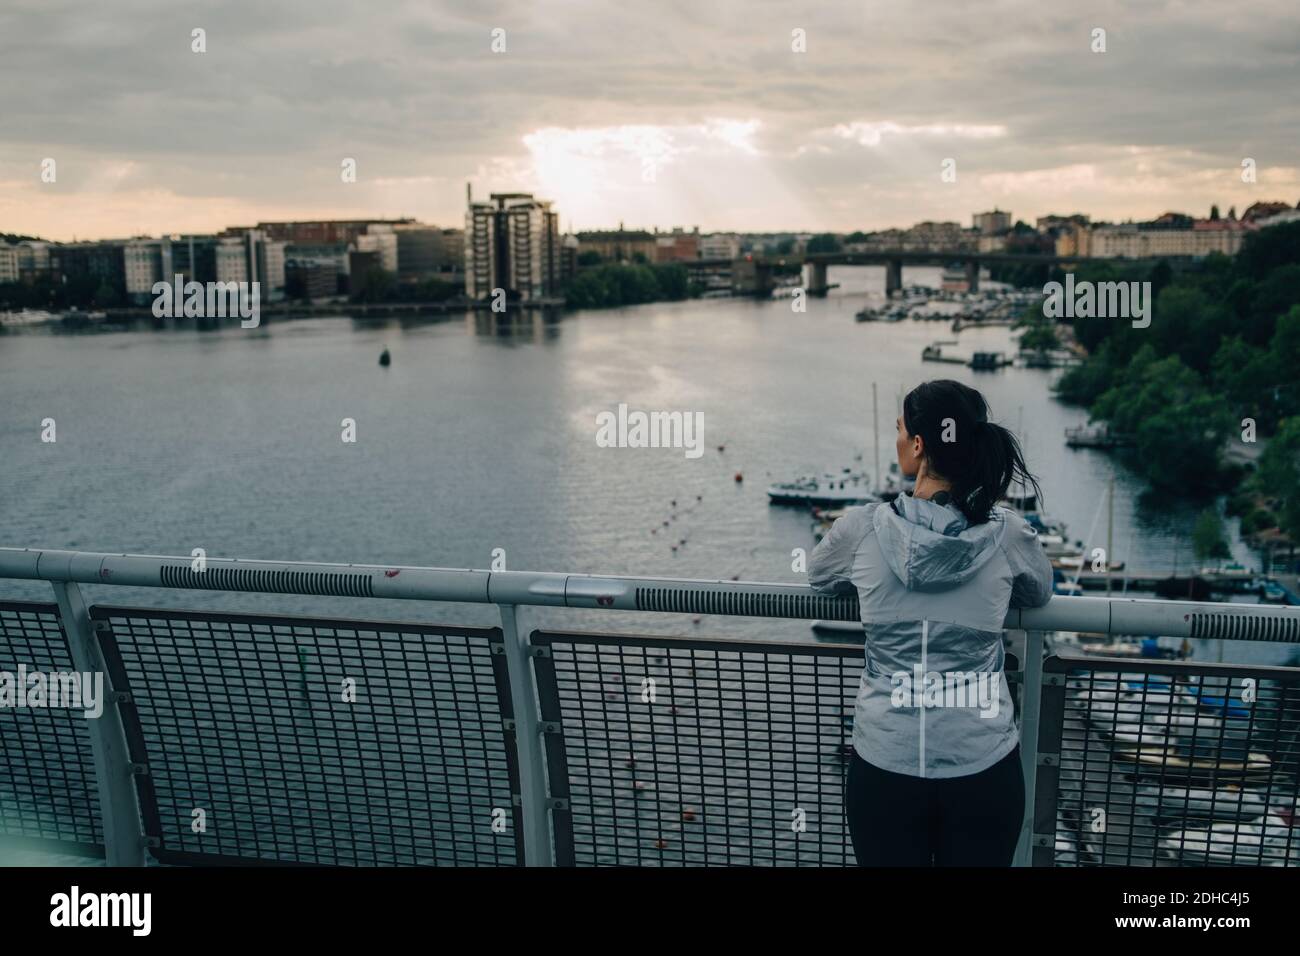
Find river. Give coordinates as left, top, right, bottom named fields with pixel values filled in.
left=0, top=265, right=1275, bottom=658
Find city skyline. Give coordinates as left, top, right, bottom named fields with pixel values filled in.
left=2, top=0, right=1298, bottom=242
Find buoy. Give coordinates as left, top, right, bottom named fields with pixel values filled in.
left=734, top=472, right=743, bottom=483
left=378, top=348, right=391, bottom=367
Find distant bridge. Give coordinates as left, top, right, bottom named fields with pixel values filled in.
left=693, top=250, right=1185, bottom=297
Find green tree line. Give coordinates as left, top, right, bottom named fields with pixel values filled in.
left=1052, top=222, right=1300, bottom=542
left=563, top=262, right=694, bottom=309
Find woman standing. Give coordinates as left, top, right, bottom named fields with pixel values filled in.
left=809, top=379, right=1054, bottom=866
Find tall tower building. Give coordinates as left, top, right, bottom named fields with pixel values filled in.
left=464, top=188, right=560, bottom=301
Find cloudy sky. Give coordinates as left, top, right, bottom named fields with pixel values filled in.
left=2, top=0, right=1297, bottom=241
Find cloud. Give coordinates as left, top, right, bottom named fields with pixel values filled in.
left=1, top=0, right=1297, bottom=238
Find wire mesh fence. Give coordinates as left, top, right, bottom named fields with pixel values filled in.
left=1039, top=654, right=1300, bottom=867
left=533, top=629, right=863, bottom=866
left=5, top=592, right=1300, bottom=868
left=91, top=606, right=522, bottom=866
left=0, top=601, right=104, bottom=858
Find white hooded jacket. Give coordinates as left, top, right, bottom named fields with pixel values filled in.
left=809, top=494, right=1054, bottom=778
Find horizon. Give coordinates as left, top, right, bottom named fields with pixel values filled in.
left=6, top=197, right=1296, bottom=247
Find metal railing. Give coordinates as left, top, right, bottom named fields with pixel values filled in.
left=1, top=546, right=1298, bottom=867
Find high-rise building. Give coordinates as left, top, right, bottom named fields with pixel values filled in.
left=973, top=209, right=1012, bottom=235
left=464, top=189, right=560, bottom=301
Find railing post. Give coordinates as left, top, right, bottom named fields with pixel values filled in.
left=497, top=603, right=554, bottom=866
left=1013, top=628, right=1045, bottom=867
left=49, top=581, right=147, bottom=866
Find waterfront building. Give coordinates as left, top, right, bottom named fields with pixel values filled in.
left=0, top=244, right=18, bottom=283
left=52, top=240, right=127, bottom=291
left=168, top=235, right=219, bottom=284
left=348, top=249, right=383, bottom=296
left=355, top=229, right=399, bottom=273
left=574, top=227, right=656, bottom=263
left=14, top=240, right=53, bottom=279
left=285, top=259, right=339, bottom=301
left=216, top=228, right=287, bottom=300
left=464, top=190, right=561, bottom=301
left=393, top=225, right=465, bottom=280
left=123, top=238, right=173, bottom=304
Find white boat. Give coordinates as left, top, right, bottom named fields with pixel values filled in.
left=0, top=308, right=55, bottom=327
left=1160, top=813, right=1298, bottom=865
left=767, top=471, right=879, bottom=507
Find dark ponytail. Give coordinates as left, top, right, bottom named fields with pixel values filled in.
left=901, top=380, right=1041, bottom=525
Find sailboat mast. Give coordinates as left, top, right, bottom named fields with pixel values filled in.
left=872, top=382, right=880, bottom=493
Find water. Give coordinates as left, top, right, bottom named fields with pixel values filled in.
left=0, top=265, right=1272, bottom=653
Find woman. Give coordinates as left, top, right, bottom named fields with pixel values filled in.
left=809, top=379, right=1053, bottom=866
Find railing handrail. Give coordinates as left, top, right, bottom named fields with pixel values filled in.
left=2, top=546, right=1297, bottom=642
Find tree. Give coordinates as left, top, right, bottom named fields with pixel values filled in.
left=1192, top=509, right=1231, bottom=565
left=1091, top=346, right=1233, bottom=491
left=1256, top=417, right=1300, bottom=543
left=806, top=233, right=841, bottom=254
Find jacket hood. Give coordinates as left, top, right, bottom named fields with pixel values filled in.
left=872, top=494, right=1003, bottom=592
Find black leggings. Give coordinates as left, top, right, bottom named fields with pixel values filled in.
left=844, top=745, right=1024, bottom=866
